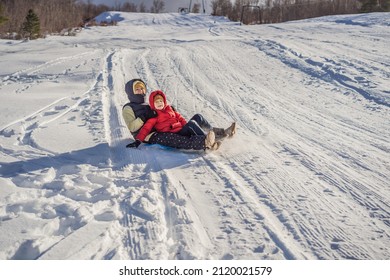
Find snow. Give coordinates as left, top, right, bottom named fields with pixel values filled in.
left=0, top=11, right=389, bottom=261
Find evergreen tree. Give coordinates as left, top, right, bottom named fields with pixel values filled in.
left=21, top=9, right=40, bottom=39
left=0, top=4, right=8, bottom=27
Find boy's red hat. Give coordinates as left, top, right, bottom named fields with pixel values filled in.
left=154, top=94, right=164, bottom=101
left=149, top=90, right=167, bottom=110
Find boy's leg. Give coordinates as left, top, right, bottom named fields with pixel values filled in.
left=148, top=132, right=205, bottom=150
left=213, top=127, right=226, bottom=141
left=178, top=120, right=206, bottom=136
left=189, top=114, right=212, bottom=130
left=214, top=123, right=236, bottom=140
left=224, top=122, right=236, bottom=137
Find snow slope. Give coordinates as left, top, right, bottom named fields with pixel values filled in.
left=0, top=12, right=389, bottom=260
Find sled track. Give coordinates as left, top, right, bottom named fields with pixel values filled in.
left=106, top=43, right=313, bottom=259
left=200, top=154, right=311, bottom=259
left=103, top=48, right=234, bottom=259
left=102, top=49, right=182, bottom=259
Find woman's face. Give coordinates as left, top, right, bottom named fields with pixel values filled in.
left=134, top=86, right=145, bottom=95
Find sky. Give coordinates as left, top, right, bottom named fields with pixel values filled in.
left=0, top=5, right=389, bottom=270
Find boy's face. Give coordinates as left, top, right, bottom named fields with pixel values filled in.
left=154, top=97, right=164, bottom=110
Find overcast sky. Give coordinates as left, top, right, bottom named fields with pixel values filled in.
left=89, top=0, right=211, bottom=13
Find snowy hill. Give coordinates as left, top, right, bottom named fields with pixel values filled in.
left=0, top=11, right=389, bottom=260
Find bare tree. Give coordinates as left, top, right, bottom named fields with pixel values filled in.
left=192, top=3, right=201, bottom=13
left=113, top=0, right=122, bottom=11
left=150, top=0, right=165, bottom=13
left=122, top=2, right=138, bottom=12
left=139, top=2, right=147, bottom=13
left=210, top=0, right=233, bottom=17
left=237, top=0, right=263, bottom=23
left=0, top=0, right=374, bottom=39
left=240, top=0, right=362, bottom=25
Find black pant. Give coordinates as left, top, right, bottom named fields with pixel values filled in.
left=177, top=114, right=212, bottom=137
left=148, top=132, right=205, bottom=150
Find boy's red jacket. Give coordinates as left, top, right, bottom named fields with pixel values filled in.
left=136, top=90, right=187, bottom=141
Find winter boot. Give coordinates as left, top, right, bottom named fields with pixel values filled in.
left=210, top=141, right=222, bottom=151
left=205, top=130, right=215, bottom=149
left=224, top=122, right=236, bottom=138
left=212, top=127, right=226, bottom=141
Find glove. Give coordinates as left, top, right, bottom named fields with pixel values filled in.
left=139, top=109, right=156, bottom=122
left=144, top=108, right=157, bottom=121
left=126, top=140, right=142, bottom=148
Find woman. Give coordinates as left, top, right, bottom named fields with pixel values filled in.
left=122, top=79, right=235, bottom=151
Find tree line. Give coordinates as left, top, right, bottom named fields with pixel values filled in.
left=211, top=0, right=390, bottom=24
left=0, top=0, right=166, bottom=39
left=0, top=0, right=389, bottom=39
left=1, top=0, right=86, bottom=39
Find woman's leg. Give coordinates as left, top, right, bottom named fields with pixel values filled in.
left=148, top=132, right=206, bottom=150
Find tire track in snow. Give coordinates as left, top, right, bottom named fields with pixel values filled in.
left=114, top=47, right=246, bottom=259
left=154, top=157, right=214, bottom=259
left=102, top=49, right=182, bottom=259
left=103, top=49, right=160, bottom=258
left=123, top=37, right=389, bottom=259
left=243, top=55, right=390, bottom=232
left=130, top=43, right=293, bottom=259
left=125, top=48, right=217, bottom=259
left=156, top=42, right=269, bottom=137
left=147, top=147, right=268, bottom=259
left=201, top=154, right=314, bottom=260
left=251, top=39, right=390, bottom=107
left=221, top=39, right=390, bottom=235
left=217, top=146, right=390, bottom=259
left=101, top=48, right=154, bottom=166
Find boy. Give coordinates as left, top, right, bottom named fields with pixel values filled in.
left=136, top=90, right=220, bottom=150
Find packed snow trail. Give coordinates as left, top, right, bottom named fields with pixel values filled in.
left=0, top=12, right=389, bottom=260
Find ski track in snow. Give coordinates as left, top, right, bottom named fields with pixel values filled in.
left=0, top=12, right=389, bottom=260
